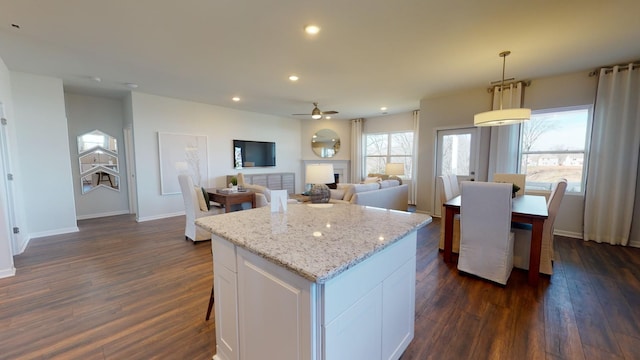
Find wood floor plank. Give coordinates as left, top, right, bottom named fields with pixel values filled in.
left=1, top=215, right=640, bottom=359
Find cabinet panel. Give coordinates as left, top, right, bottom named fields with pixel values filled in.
left=214, top=263, right=239, bottom=360
left=382, top=259, right=416, bottom=360
left=324, top=284, right=383, bottom=360
left=230, top=172, right=295, bottom=193
left=236, top=248, right=313, bottom=360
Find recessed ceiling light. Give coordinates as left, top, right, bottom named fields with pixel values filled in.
left=91, top=76, right=102, bottom=83
left=325, top=116, right=331, bottom=120
left=232, top=97, right=241, bottom=102
left=304, top=25, right=320, bottom=35
left=289, top=75, right=299, bottom=81
left=380, top=107, right=387, bottom=111
left=125, top=82, right=138, bottom=89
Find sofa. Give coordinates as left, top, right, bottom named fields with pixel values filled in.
left=241, top=183, right=299, bottom=208
left=330, top=180, right=409, bottom=211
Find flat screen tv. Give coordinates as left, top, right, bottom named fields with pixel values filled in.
left=233, top=139, right=276, bottom=168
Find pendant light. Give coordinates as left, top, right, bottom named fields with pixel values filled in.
left=474, top=51, right=531, bottom=127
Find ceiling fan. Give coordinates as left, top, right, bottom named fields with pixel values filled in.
left=292, top=102, right=339, bottom=119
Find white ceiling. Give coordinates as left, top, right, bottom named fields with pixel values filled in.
left=1, top=0, right=639, bottom=120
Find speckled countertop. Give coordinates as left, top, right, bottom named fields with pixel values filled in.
left=195, top=203, right=432, bottom=284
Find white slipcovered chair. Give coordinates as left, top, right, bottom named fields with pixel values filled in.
left=437, top=175, right=461, bottom=253
left=458, top=181, right=515, bottom=285
left=493, top=173, right=526, bottom=196
left=512, top=178, right=567, bottom=275
left=178, top=175, right=222, bottom=242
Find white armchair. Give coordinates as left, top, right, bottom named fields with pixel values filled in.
left=178, top=175, right=222, bottom=242
left=512, top=179, right=567, bottom=275
left=240, top=183, right=298, bottom=208
left=458, top=181, right=515, bottom=285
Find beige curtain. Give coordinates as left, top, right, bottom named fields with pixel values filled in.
left=409, top=110, right=419, bottom=205
left=487, top=82, right=525, bottom=178
left=350, top=118, right=364, bottom=183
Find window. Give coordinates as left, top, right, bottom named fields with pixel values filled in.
left=519, top=105, right=592, bottom=193
left=365, top=131, right=414, bottom=179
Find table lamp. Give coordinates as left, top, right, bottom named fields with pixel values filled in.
left=306, top=164, right=335, bottom=203
left=385, top=163, right=404, bottom=176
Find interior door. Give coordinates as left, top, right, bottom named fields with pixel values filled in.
left=434, top=127, right=480, bottom=216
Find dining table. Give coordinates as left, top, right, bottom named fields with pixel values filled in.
left=443, top=194, right=549, bottom=286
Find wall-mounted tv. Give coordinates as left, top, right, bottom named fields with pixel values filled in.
left=233, top=139, right=276, bottom=168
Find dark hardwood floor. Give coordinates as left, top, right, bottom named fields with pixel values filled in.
left=1, top=215, right=639, bottom=359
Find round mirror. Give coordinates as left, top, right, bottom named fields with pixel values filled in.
left=311, top=129, right=340, bottom=158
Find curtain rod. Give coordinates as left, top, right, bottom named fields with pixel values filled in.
left=588, top=61, right=640, bottom=77
left=486, top=79, right=531, bottom=93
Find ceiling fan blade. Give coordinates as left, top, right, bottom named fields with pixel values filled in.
left=292, top=113, right=312, bottom=116
left=320, top=111, right=339, bottom=115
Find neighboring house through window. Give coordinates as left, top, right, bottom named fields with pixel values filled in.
left=519, top=105, right=592, bottom=193
left=364, top=131, right=414, bottom=179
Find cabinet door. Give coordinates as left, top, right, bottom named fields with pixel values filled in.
left=324, top=284, right=383, bottom=359
left=282, top=174, right=295, bottom=194
left=214, top=264, right=239, bottom=360
left=236, top=248, right=313, bottom=360
left=382, top=258, right=416, bottom=360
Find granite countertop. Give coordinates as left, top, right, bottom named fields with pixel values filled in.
left=196, top=203, right=432, bottom=283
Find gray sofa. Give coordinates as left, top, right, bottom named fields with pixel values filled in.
left=330, top=180, right=409, bottom=211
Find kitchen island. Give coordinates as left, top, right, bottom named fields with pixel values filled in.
left=196, top=203, right=431, bottom=360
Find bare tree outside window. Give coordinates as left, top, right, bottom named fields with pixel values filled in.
left=519, top=106, right=591, bottom=192
left=365, top=132, right=414, bottom=178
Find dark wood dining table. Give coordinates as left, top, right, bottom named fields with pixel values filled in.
left=443, top=194, right=548, bottom=285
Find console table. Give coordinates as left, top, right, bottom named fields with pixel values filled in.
left=206, top=189, right=256, bottom=213
left=227, top=172, right=295, bottom=194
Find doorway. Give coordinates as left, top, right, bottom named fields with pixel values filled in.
left=434, top=127, right=480, bottom=216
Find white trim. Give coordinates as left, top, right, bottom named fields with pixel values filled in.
left=137, top=211, right=185, bottom=222
left=0, top=266, right=16, bottom=279
left=76, top=210, right=130, bottom=220
left=30, top=226, right=79, bottom=240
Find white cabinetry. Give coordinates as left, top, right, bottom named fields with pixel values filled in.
left=211, top=231, right=417, bottom=360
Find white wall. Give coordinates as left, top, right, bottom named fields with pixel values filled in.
left=11, top=72, right=78, bottom=239
left=129, top=92, right=302, bottom=221
left=418, top=70, right=598, bottom=237
left=0, top=56, right=16, bottom=276
left=364, top=112, right=414, bottom=134
left=65, top=93, right=130, bottom=219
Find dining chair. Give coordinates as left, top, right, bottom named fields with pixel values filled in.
left=493, top=173, right=526, bottom=196
left=178, top=175, right=223, bottom=242
left=512, top=178, right=567, bottom=275
left=437, top=175, right=461, bottom=253
left=458, top=181, right=515, bottom=285
left=446, top=173, right=460, bottom=197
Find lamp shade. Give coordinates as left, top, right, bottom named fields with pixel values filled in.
left=474, top=108, right=531, bottom=127
left=385, top=163, right=405, bottom=176
left=306, top=164, right=335, bottom=184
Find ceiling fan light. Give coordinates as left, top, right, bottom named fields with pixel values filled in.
left=312, top=114, right=322, bottom=119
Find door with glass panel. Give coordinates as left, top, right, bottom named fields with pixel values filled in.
left=434, top=127, right=479, bottom=216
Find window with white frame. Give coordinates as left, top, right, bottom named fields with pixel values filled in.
left=364, top=131, right=414, bottom=179
left=519, top=105, right=592, bottom=193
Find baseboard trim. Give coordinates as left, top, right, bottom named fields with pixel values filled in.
left=0, top=266, right=16, bottom=279
left=554, top=230, right=582, bottom=239
left=137, top=211, right=184, bottom=223
left=30, top=226, right=79, bottom=240
left=76, top=210, right=130, bottom=220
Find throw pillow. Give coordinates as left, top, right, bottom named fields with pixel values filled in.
left=195, top=186, right=209, bottom=211
left=363, top=176, right=381, bottom=184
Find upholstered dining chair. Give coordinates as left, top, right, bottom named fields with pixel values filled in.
left=178, top=175, right=222, bottom=242
left=438, top=175, right=461, bottom=253
left=512, top=178, right=567, bottom=275
left=458, top=181, right=515, bottom=285
left=493, top=173, right=526, bottom=196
